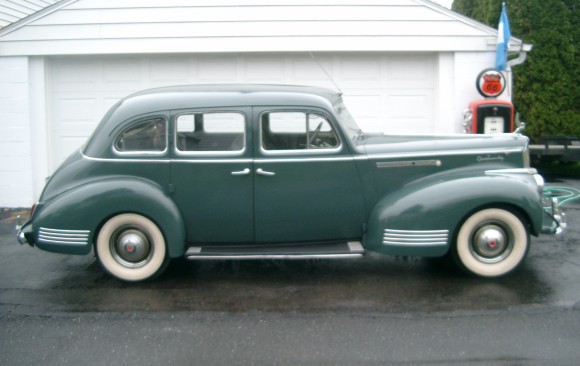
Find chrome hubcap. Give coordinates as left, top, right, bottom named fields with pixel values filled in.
left=110, top=226, right=152, bottom=268
left=471, top=223, right=512, bottom=263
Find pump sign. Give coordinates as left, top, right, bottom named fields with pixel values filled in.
left=476, top=69, right=506, bottom=98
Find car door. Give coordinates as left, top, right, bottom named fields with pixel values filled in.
left=253, top=107, right=366, bottom=243
left=170, top=108, right=254, bottom=244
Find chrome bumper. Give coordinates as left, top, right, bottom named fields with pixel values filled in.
left=542, top=197, right=567, bottom=240
left=16, top=219, right=34, bottom=246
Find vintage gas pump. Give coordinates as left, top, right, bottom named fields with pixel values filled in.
left=463, top=69, right=515, bottom=134
left=466, top=99, right=514, bottom=134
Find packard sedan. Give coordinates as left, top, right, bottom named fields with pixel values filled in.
left=17, top=85, right=565, bottom=281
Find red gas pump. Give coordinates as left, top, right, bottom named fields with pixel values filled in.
left=464, top=99, right=515, bottom=134
left=463, top=69, right=515, bottom=134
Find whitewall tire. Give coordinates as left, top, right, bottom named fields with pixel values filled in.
left=454, top=208, right=529, bottom=278
left=96, top=213, right=168, bottom=282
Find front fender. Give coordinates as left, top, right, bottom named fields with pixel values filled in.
left=364, top=172, right=543, bottom=257
left=32, top=177, right=185, bottom=257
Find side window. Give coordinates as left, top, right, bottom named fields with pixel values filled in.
left=114, top=117, right=166, bottom=152
left=261, top=112, right=339, bottom=151
left=176, top=112, right=245, bottom=152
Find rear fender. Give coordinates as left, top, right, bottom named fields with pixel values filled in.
left=364, top=173, right=543, bottom=257
left=32, top=177, right=185, bottom=257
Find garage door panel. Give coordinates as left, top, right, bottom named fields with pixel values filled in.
left=196, top=55, right=238, bottom=82
left=149, top=57, right=190, bottom=83
left=388, top=94, right=431, bottom=118
left=387, top=56, right=435, bottom=87
left=102, top=57, right=144, bottom=89
left=54, top=136, right=88, bottom=163
left=290, top=56, right=334, bottom=86
left=51, top=58, right=98, bottom=92
left=339, top=55, right=382, bottom=87
left=243, top=55, right=286, bottom=82
left=341, top=94, right=382, bottom=132
left=386, top=93, right=433, bottom=134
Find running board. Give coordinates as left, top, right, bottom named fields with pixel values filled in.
left=185, top=241, right=364, bottom=260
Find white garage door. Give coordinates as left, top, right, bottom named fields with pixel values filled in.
left=49, top=53, right=435, bottom=170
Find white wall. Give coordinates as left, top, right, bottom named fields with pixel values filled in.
left=0, top=56, right=34, bottom=207
left=453, top=51, right=503, bottom=129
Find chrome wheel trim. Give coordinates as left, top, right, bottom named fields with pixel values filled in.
left=110, top=225, right=153, bottom=268
left=469, top=222, right=513, bottom=264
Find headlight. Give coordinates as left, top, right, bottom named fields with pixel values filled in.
left=523, top=145, right=530, bottom=168
left=533, top=174, right=545, bottom=195
left=462, top=109, right=473, bottom=134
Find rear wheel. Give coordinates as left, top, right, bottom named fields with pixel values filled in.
left=96, top=213, right=168, bottom=282
left=454, top=208, right=529, bottom=278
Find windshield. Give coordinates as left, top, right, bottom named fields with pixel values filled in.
left=332, top=99, right=363, bottom=145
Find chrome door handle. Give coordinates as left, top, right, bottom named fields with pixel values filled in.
left=256, top=168, right=276, bottom=176
left=231, top=168, right=251, bottom=176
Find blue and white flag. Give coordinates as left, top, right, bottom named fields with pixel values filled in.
left=496, top=2, right=511, bottom=70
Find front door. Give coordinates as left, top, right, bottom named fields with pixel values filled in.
left=253, top=108, right=366, bottom=243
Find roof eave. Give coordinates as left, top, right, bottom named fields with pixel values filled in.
left=0, top=0, right=78, bottom=38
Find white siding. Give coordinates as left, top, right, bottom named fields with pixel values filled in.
left=0, top=0, right=63, bottom=28
left=0, top=56, right=33, bottom=207
left=0, top=0, right=510, bottom=56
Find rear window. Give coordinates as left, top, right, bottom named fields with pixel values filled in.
left=176, top=112, right=245, bottom=152
left=114, top=117, right=167, bottom=152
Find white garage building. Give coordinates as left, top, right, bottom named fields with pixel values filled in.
left=0, top=0, right=528, bottom=207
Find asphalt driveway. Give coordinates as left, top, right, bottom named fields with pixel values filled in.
left=1, top=179, right=579, bottom=365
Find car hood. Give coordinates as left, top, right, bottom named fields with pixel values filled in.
left=360, top=133, right=528, bottom=157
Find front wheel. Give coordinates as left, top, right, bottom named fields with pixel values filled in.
left=454, top=208, right=529, bottom=278
left=96, top=213, right=168, bottom=282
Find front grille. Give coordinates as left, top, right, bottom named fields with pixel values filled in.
left=38, top=227, right=90, bottom=246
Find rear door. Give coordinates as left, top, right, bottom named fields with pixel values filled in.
left=170, top=108, right=254, bottom=243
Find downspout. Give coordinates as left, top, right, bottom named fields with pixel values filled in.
left=507, top=43, right=533, bottom=69
left=505, top=43, right=533, bottom=99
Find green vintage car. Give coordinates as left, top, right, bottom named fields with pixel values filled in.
left=17, top=85, right=565, bottom=281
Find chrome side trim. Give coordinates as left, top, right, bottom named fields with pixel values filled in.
left=259, top=145, right=343, bottom=156
left=485, top=168, right=538, bottom=175
left=376, top=160, right=441, bottom=169
left=255, top=156, right=356, bottom=163
left=83, top=150, right=359, bottom=164
left=174, top=147, right=246, bottom=157
left=383, top=229, right=449, bottom=246
left=38, top=227, right=90, bottom=246
left=113, top=148, right=167, bottom=157
left=82, top=151, right=170, bottom=164
left=83, top=151, right=252, bottom=164
left=368, top=147, right=523, bottom=160
left=172, top=159, right=253, bottom=164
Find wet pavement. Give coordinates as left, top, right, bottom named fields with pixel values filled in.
left=1, top=180, right=579, bottom=365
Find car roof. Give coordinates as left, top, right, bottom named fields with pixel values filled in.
left=119, top=84, right=341, bottom=116
left=84, top=84, right=342, bottom=157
